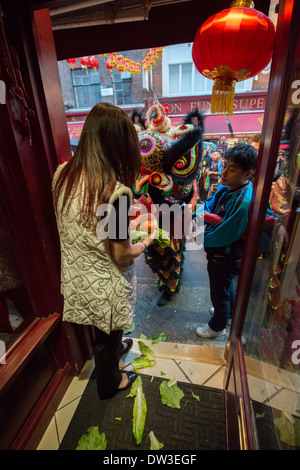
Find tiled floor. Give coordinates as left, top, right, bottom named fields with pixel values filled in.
left=37, top=338, right=300, bottom=450
left=37, top=339, right=227, bottom=450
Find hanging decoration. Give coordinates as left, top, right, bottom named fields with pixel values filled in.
left=124, top=57, right=131, bottom=72
left=105, top=52, right=117, bottom=74
left=142, top=56, right=149, bottom=72
left=116, top=55, right=125, bottom=72
left=79, top=56, right=91, bottom=73
left=129, top=60, right=137, bottom=75
left=142, top=47, right=163, bottom=72
left=89, top=56, right=99, bottom=70
left=66, top=58, right=76, bottom=68
left=192, top=0, right=275, bottom=115
left=131, top=61, right=141, bottom=74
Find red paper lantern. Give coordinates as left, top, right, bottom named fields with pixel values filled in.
left=129, top=61, right=137, bottom=74
left=142, top=57, right=149, bottom=71
left=147, top=52, right=155, bottom=67
left=79, top=56, right=90, bottom=67
left=66, top=58, right=76, bottom=65
left=89, top=56, right=99, bottom=70
left=108, top=52, right=117, bottom=64
left=116, top=55, right=125, bottom=72
left=192, top=0, right=275, bottom=115
left=105, top=52, right=117, bottom=72
left=105, top=59, right=115, bottom=72
left=150, top=48, right=159, bottom=61
left=124, top=58, right=131, bottom=72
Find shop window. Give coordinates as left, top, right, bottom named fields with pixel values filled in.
left=112, top=70, right=132, bottom=106
left=71, top=68, right=101, bottom=108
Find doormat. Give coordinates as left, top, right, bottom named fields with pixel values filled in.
left=59, top=373, right=226, bottom=451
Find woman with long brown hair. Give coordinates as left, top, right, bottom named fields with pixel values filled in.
left=52, top=102, right=155, bottom=399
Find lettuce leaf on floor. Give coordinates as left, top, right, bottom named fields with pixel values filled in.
left=132, top=377, right=147, bottom=445
left=76, top=426, right=106, bottom=450
left=159, top=380, right=184, bottom=409
left=149, top=431, right=164, bottom=450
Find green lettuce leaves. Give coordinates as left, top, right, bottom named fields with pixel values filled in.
left=131, top=376, right=147, bottom=445
left=76, top=426, right=106, bottom=450
left=130, top=228, right=170, bottom=248
left=159, top=380, right=184, bottom=409
left=149, top=431, right=164, bottom=450
left=130, top=341, right=156, bottom=372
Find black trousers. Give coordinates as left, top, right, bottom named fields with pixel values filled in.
left=94, top=328, right=123, bottom=399
left=207, top=255, right=241, bottom=332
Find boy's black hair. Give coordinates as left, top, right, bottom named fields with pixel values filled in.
left=223, top=143, right=257, bottom=172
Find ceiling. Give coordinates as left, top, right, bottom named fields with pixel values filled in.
left=29, top=0, right=274, bottom=60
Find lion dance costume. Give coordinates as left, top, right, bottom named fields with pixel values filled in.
left=133, top=100, right=204, bottom=306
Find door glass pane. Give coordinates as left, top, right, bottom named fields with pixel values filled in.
left=243, top=40, right=300, bottom=449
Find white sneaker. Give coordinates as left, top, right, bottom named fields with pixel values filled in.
left=196, top=323, right=226, bottom=339
left=210, top=307, right=232, bottom=326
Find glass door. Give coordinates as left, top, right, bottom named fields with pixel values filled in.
left=224, top=0, right=300, bottom=450
left=243, top=43, right=300, bottom=450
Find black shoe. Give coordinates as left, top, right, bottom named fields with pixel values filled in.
left=118, top=370, right=137, bottom=392
left=121, top=338, right=133, bottom=356
left=157, top=293, right=171, bottom=306
left=99, top=371, right=138, bottom=400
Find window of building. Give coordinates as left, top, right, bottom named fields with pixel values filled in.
left=164, top=43, right=253, bottom=96
left=71, top=68, right=101, bottom=108
left=112, top=70, right=132, bottom=106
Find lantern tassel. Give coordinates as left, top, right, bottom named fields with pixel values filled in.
left=211, top=77, right=236, bottom=115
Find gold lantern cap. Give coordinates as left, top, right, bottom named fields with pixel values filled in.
left=230, top=0, right=255, bottom=7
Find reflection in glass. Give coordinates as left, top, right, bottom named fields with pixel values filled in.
left=0, top=210, right=35, bottom=356
left=242, top=52, right=300, bottom=448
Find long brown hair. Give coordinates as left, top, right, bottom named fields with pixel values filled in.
left=53, top=102, right=141, bottom=226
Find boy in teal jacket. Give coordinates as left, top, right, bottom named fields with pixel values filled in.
left=196, top=144, right=258, bottom=338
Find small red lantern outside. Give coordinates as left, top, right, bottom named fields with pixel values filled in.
left=89, top=56, right=99, bottom=70
left=107, top=52, right=117, bottom=67
left=116, top=55, right=125, bottom=72
left=142, top=57, right=149, bottom=71
left=124, top=58, right=131, bottom=72
left=192, top=0, right=275, bottom=115
left=80, top=56, right=90, bottom=68
left=105, top=59, right=115, bottom=73
left=147, top=52, right=155, bottom=67
left=129, top=61, right=136, bottom=74
left=135, top=62, right=141, bottom=74
left=66, top=58, right=76, bottom=68
left=150, top=48, right=159, bottom=61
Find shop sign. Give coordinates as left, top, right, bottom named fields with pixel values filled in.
left=101, top=85, right=113, bottom=96
left=159, top=93, right=267, bottom=116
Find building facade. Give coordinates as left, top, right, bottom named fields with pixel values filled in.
left=59, top=42, right=271, bottom=146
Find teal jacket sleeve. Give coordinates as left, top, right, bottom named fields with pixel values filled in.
left=204, top=184, right=253, bottom=248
